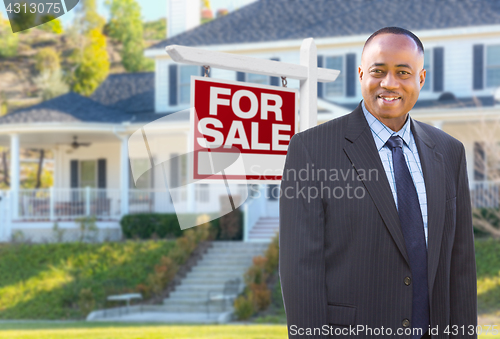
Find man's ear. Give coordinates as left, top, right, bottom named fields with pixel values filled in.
left=419, top=68, right=427, bottom=90
left=358, top=66, right=363, bottom=82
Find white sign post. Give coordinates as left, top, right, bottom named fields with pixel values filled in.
left=165, top=38, right=340, bottom=132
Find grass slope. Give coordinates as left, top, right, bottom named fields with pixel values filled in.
left=0, top=241, right=174, bottom=319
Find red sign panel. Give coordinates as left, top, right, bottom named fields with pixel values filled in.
left=190, top=76, right=298, bottom=183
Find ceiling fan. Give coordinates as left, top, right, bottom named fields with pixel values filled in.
left=66, top=136, right=91, bottom=153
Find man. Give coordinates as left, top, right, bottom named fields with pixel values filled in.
left=279, top=27, right=477, bottom=339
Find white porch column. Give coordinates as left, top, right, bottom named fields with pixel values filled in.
left=10, top=134, right=20, bottom=219
left=120, top=135, right=129, bottom=216
left=186, top=131, right=195, bottom=212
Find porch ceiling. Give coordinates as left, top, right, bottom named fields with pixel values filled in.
left=0, top=130, right=122, bottom=148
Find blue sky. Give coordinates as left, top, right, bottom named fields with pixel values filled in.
left=2, top=0, right=257, bottom=28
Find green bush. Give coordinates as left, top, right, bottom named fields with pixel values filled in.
left=120, top=212, right=240, bottom=240
left=234, top=292, right=255, bottom=320
left=120, top=213, right=184, bottom=239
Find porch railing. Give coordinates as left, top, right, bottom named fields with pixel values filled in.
left=17, top=187, right=121, bottom=221
left=13, top=184, right=252, bottom=221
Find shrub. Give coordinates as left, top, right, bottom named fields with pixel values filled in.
left=77, top=288, right=95, bottom=316
left=120, top=213, right=184, bottom=239
left=264, top=235, right=279, bottom=274
left=219, top=208, right=243, bottom=240
left=250, top=283, right=271, bottom=311
left=120, top=213, right=228, bottom=240
left=35, top=48, right=60, bottom=74
left=147, top=256, right=178, bottom=298
left=234, top=293, right=254, bottom=320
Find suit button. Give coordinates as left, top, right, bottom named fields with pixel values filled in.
left=402, top=319, right=410, bottom=328
left=404, top=276, right=411, bottom=286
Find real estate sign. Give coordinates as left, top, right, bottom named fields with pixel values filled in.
left=190, top=76, right=298, bottom=183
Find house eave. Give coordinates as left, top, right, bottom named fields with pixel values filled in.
left=145, top=24, right=500, bottom=58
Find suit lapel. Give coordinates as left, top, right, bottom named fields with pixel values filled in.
left=343, top=104, right=410, bottom=266
left=410, top=119, right=446, bottom=300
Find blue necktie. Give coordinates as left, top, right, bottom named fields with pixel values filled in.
left=386, top=135, right=429, bottom=339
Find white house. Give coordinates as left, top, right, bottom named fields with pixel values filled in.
left=1, top=0, right=499, bottom=242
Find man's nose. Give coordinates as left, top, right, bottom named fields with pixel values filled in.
left=380, top=72, right=399, bottom=90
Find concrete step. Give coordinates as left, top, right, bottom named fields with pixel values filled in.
left=206, top=247, right=268, bottom=253
left=169, top=290, right=230, bottom=299
left=174, top=283, right=239, bottom=292
left=197, top=256, right=255, bottom=264
left=160, top=303, right=232, bottom=313
left=184, top=271, right=246, bottom=280
left=162, top=240, right=268, bottom=312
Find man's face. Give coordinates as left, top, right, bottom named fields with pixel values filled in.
left=359, top=33, right=426, bottom=131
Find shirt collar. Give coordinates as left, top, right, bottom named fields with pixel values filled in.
left=361, top=100, right=412, bottom=151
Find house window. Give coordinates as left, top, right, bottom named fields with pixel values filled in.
left=80, top=160, right=97, bottom=188
left=486, top=45, right=500, bottom=88
left=179, top=65, right=199, bottom=104
left=421, top=49, right=432, bottom=91
left=325, top=56, right=344, bottom=97
left=246, top=73, right=269, bottom=85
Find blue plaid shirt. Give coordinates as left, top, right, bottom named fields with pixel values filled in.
left=362, top=101, right=428, bottom=246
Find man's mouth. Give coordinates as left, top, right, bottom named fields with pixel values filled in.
left=378, top=95, right=401, bottom=104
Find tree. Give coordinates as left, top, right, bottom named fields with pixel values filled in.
left=106, top=0, right=153, bottom=72
left=71, top=28, right=110, bottom=96
left=143, top=18, right=166, bottom=41
left=38, top=17, right=64, bottom=34
left=69, top=0, right=109, bottom=96
left=0, top=12, right=19, bottom=58
left=76, top=0, right=106, bottom=33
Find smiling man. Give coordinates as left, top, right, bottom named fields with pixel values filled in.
left=279, top=27, right=477, bottom=338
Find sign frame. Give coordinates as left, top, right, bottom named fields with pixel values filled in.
left=189, top=75, right=299, bottom=185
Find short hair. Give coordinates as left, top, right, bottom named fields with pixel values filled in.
left=363, top=27, right=424, bottom=54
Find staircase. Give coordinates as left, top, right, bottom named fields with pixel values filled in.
left=161, top=241, right=269, bottom=317
left=247, top=216, right=279, bottom=242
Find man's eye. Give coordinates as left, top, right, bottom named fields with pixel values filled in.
left=400, top=71, right=410, bottom=75
left=371, top=69, right=382, bottom=73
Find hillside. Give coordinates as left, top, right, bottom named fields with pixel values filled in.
left=0, top=18, right=166, bottom=115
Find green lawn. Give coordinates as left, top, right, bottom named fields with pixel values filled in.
left=0, top=322, right=498, bottom=339
left=0, top=322, right=288, bottom=339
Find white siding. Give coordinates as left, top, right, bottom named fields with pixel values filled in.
left=58, top=142, right=121, bottom=190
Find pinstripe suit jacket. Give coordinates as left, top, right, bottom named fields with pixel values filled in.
left=279, top=103, right=477, bottom=338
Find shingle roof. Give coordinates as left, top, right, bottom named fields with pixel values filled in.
left=90, top=72, right=154, bottom=114
left=0, top=92, right=131, bottom=124
left=148, top=0, right=500, bottom=50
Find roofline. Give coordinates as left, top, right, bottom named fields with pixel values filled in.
left=145, top=24, right=500, bottom=58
